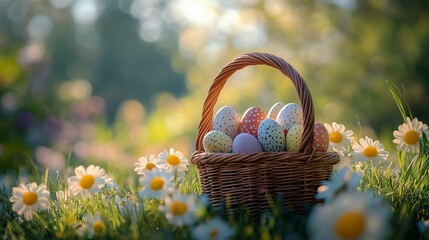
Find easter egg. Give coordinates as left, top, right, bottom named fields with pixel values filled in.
left=286, top=124, right=304, bottom=152
left=213, top=106, right=241, bottom=139
left=257, top=119, right=286, bottom=152
left=203, top=131, right=233, bottom=153
left=312, top=122, right=329, bottom=152
left=276, top=103, right=304, bottom=131
left=267, top=102, right=285, bottom=120
left=240, top=106, right=266, bottom=138
left=232, top=133, right=263, bottom=154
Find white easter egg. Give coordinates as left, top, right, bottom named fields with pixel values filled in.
left=257, top=119, right=286, bottom=152
left=203, top=131, right=233, bottom=153
left=286, top=124, right=304, bottom=152
left=213, top=106, right=241, bottom=139
left=232, top=133, right=263, bottom=154
left=276, top=103, right=304, bottom=131
left=267, top=102, right=285, bottom=120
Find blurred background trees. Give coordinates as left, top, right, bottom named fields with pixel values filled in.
left=0, top=0, right=428, bottom=173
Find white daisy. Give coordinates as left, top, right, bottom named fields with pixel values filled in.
left=324, top=122, right=354, bottom=154
left=76, top=212, right=106, bottom=238
left=138, top=169, right=174, bottom=199
left=316, top=167, right=361, bottom=202
left=158, top=148, right=189, bottom=173
left=67, top=165, right=106, bottom=196
left=393, top=117, right=428, bottom=153
left=161, top=192, right=198, bottom=226
left=192, top=217, right=236, bottom=240
left=351, top=136, right=389, bottom=164
left=9, top=182, right=50, bottom=221
left=308, top=191, right=391, bottom=240
left=134, top=154, right=163, bottom=175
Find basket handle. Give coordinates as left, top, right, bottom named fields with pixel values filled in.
left=195, top=52, right=315, bottom=153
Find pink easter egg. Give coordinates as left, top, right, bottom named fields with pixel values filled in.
left=312, top=122, right=329, bottom=152
left=239, top=106, right=266, bottom=138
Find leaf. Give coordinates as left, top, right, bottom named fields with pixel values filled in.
left=386, top=80, right=413, bottom=122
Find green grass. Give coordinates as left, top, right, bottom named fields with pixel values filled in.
left=1, top=146, right=428, bottom=240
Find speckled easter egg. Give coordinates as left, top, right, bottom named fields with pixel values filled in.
left=240, top=106, right=266, bottom=138
left=203, top=130, right=233, bottom=153
left=213, top=106, right=241, bottom=139
left=286, top=124, right=304, bottom=152
left=257, top=119, right=286, bottom=152
left=312, top=122, right=329, bottom=152
left=267, top=102, right=285, bottom=120
left=276, top=103, right=304, bottom=131
left=232, top=133, right=263, bottom=153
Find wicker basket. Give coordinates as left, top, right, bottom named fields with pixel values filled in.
left=191, top=52, right=340, bottom=219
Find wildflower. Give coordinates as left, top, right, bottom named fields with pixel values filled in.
left=333, top=154, right=352, bottom=171
left=55, top=189, right=71, bottom=203
left=351, top=136, right=389, bottom=164
left=67, top=165, right=106, bottom=196
left=316, top=167, right=361, bottom=202
left=158, top=148, right=189, bottom=173
left=134, top=154, right=163, bottom=175
left=308, top=191, right=391, bottom=240
left=393, top=117, right=428, bottom=153
left=114, top=194, right=143, bottom=219
left=76, top=212, right=106, bottom=238
left=418, top=220, right=429, bottom=239
left=9, top=182, right=50, bottom=221
left=324, top=122, right=354, bottom=154
left=138, top=169, right=174, bottom=199
left=195, top=194, right=210, bottom=218
left=103, top=174, right=118, bottom=190
left=192, top=217, right=236, bottom=240
left=161, top=192, right=197, bottom=226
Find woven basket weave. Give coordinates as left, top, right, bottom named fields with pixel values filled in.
left=191, top=52, right=340, bottom=219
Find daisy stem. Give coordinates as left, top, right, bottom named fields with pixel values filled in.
left=44, top=168, right=49, bottom=188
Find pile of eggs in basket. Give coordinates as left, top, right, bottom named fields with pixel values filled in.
left=202, top=102, right=330, bottom=153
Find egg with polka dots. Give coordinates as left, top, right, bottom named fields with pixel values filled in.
left=213, top=106, right=241, bottom=139
left=257, top=119, right=286, bottom=152
left=277, top=103, right=304, bottom=131
left=286, top=124, right=304, bottom=152
left=312, top=122, right=329, bottom=152
left=233, top=133, right=263, bottom=153
left=267, top=102, right=285, bottom=120
left=239, top=106, right=266, bottom=138
left=203, top=130, right=233, bottom=153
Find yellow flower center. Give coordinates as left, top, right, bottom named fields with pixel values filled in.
left=92, top=220, right=106, bottom=234
left=329, top=132, right=343, bottom=143
left=334, top=211, right=365, bottom=240
left=150, top=177, right=164, bottom=190
left=167, top=155, right=180, bottom=166
left=404, top=130, right=419, bottom=144
left=22, top=192, right=38, bottom=205
left=146, top=162, right=156, bottom=170
left=363, top=146, right=378, bottom=158
left=169, top=201, right=188, bottom=216
left=79, top=175, right=95, bottom=189
left=210, top=230, right=218, bottom=238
